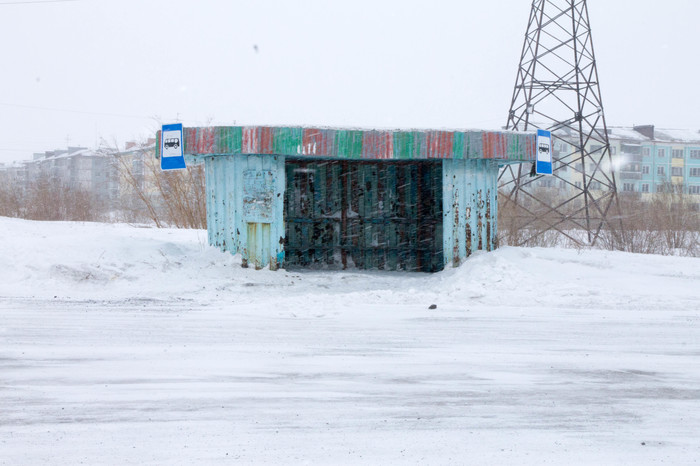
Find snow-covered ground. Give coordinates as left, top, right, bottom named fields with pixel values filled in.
left=1, top=217, right=699, bottom=465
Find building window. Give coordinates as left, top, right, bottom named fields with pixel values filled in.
left=658, top=149, right=666, bottom=158
left=672, top=149, right=684, bottom=159
left=590, top=144, right=603, bottom=153
left=689, top=186, right=700, bottom=194
left=642, top=147, right=651, bottom=156
left=657, top=166, right=665, bottom=176
left=690, top=149, right=700, bottom=159
left=622, top=144, right=641, bottom=155
left=575, top=181, right=582, bottom=189
left=610, top=146, right=617, bottom=155
left=641, top=183, right=650, bottom=193
left=656, top=184, right=665, bottom=193
left=642, top=165, right=650, bottom=175
left=622, top=183, right=635, bottom=192
left=690, top=168, right=700, bottom=177
left=671, top=167, right=683, bottom=177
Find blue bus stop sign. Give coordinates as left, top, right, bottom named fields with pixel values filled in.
left=161, top=123, right=187, bottom=171
left=536, top=129, right=553, bottom=175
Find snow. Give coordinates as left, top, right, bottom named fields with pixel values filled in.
left=607, top=127, right=650, bottom=142
left=1, top=217, right=699, bottom=464
left=653, top=128, right=700, bottom=144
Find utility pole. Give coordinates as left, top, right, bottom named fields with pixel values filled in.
left=500, top=0, right=621, bottom=246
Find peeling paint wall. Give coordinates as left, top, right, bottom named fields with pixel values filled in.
left=442, top=159, right=499, bottom=266
left=205, top=154, right=285, bottom=270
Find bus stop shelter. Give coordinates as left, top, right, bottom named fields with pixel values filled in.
left=156, top=125, right=536, bottom=272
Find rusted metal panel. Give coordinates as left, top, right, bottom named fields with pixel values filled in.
left=482, top=132, right=505, bottom=159
left=242, top=126, right=275, bottom=154
left=525, top=133, right=537, bottom=161
left=442, top=159, right=499, bottom=266
left=195, top=127, right=215, bottom=154
left=242, top=127, right=258, bottom=154
left=259, top=127, right=274, bottom=154
left=361, top=131, right=393, bottom=160
left=426, top=131, right=454, bottom=159
left=184, top=128, right=197, bottom=155
left=302, top=128, right=336, bottom=157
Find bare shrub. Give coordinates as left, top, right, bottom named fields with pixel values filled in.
left=18, top=174, right=106, bottom=222
left=597, top=194, right=660, bottom=254
left=111, top=144, right=164, bottom=226
left=501, top=185, right=700, bottom=257
left=110, top=141, right=206, bottom=229
left=148, top=159, right=206, bottom=229
left=651, top=183, right=699, bottom=255
left=497, top=187, right=580, bottom=248
left=0, top=180, right=22, bottom=218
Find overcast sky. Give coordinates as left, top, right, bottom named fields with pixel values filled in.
left=0, top=0, right=698, bottom=163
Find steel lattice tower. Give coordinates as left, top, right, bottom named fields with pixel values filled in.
left=499, top=0, right=621, bottom=246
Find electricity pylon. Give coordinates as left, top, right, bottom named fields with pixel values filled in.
left=499, top=0, right=621, bottom=246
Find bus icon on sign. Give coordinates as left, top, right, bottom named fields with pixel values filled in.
left=164, top=138, right=180, bottom=149
left=161, top=123, right=186, bottom=170
left=536, top=129, right=553, bottom=175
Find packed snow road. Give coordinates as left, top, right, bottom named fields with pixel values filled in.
left=1, top=218, right=699, bottom=464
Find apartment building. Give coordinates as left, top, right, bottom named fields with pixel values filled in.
left=528, top=125, right=700, bottom=201
left=0, top=146, right=119, bottom=207
left=610, top=125, right=700, bottom=197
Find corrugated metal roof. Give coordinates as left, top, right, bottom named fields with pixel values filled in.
left=156, top=125, right=536, bottom=163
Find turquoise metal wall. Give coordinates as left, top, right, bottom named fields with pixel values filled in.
left=205, top=154, right=286, bottom=270
left=204, top=156, right=498, bottom=271
left=442, top=159, right=499, bottom=266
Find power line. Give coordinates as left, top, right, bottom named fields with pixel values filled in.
left=0, top=0, right=79, bottom=5
left=0, top=101, right=153, bottom=120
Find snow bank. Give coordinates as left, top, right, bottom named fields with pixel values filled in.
left=2, top=217, right=697, bottom=311
left=1, top=217, right=699, bottom=465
